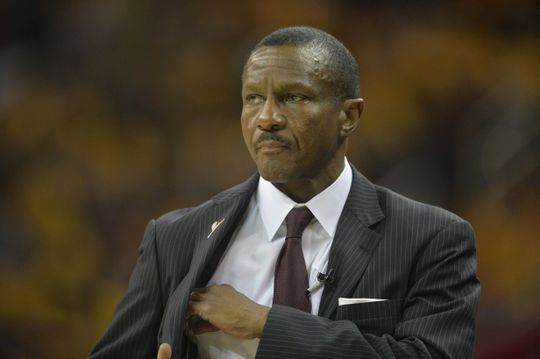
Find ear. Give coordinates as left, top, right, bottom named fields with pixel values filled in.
left=339, top=98, right=363, bottom=137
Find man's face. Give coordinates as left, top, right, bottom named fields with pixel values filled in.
left=241, top=45, right=346, bottom=184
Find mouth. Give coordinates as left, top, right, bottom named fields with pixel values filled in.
left=255, top=140, right=289, bottom=154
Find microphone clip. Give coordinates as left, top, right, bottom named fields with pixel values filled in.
left=316, top=268, right=335, bottom=285
left=306, top=268, right=335, bottom=296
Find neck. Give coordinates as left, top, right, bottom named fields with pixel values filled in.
left=273, top=157, right=345, bottom=203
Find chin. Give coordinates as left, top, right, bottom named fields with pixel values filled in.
left=258, top=172, right=287, bottom=183
left=256, top=164, right=290, bottom=184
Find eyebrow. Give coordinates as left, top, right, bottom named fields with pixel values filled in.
left=274, top=81, right=313, bottom=93
left=242, top=80, right=315, bottom=95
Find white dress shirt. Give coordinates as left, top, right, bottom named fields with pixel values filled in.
left=196, top=160, right=352, bottom=359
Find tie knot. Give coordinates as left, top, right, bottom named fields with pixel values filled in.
left=285, top=207, right=314, bottom=239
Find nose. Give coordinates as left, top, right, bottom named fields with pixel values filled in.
left=256, top=96, right=285, bottom=131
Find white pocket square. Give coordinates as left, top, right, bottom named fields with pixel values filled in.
left=338, top=297, right=388, bottom=306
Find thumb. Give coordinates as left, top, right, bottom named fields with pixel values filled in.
left=157, top=343, right=172, bottom=359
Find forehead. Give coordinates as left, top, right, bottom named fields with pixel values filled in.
left=242, top=45, right=331, bottom=87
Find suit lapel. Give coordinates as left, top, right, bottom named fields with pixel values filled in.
left=160, top=175, right=258, bottom=357
left=191, top=184, right=256, bottom=288
left=318, top=167, right=384, bottom=318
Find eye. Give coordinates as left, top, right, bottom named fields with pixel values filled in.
left=284, top=94, right=307, bottom=103
left=245, top=94, right=265, bottom=105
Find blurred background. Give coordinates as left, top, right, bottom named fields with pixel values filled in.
left=1, top=0, right=539, bottom=357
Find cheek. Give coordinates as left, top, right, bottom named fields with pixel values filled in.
left=241, top=108, right=258, bottom=130
left=296, top=116, right=340, bottom=152
left=295, top=110, right=338, bottom=137
left=240, top=113, right=256, bottom=153
left=240, top=108, right=251, bottom=129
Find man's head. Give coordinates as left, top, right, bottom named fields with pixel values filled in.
left=241, top=26, right=363, bottom=201
left=251, top=26, right=360, bottom=101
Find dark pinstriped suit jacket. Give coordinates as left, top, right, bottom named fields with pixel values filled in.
left=90, top=167, right=480, bottom=358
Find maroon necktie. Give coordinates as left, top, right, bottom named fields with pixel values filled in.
left=273, top=206, right=314, bottom=312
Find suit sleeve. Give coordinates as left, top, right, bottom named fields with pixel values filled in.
left=89, top=220, right=163, bottom=358
left=256, top=220, right=480, bottom=359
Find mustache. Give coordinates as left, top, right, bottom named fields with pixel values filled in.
left=255, top=132, right=292, bottom=148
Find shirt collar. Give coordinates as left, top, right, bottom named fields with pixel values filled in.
left=257, top=158, right=352, bottom=241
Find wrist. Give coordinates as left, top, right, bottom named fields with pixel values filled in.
left=252, top=305, right=270, bottom=338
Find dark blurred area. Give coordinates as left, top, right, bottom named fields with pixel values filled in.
left=1, top=0, right=539, bottom=358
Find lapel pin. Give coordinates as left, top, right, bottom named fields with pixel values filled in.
left=207, top=218, right=225, bottom=238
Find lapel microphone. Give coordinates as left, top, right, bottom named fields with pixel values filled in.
left=317, top=268, right=335, bottom=284
left=306, top=268, right=335, bottom=296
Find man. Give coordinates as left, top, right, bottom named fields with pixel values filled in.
left=90, top=26, right=480, bottom=358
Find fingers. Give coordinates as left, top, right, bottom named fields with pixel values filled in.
left=186, top=284, right=240, bottom=329
left=187, top=300, right=209, bottom=323
left=189, top=291, right=203, bottom=301
left=191, top=286, right=208, bottom=294
left=187, top=290, right=208, bottom=316
left=185, top=284, right=269, bottom=339
left=189, top=286, right=211, bottom=302
left=192, top=319, right=219, bottom=335
left=157, top=343, right=171, bottom=359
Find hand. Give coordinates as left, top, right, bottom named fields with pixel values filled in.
left=156, top=343, right=171, bottom=359
left=188, top=284, right=270, bottom=339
